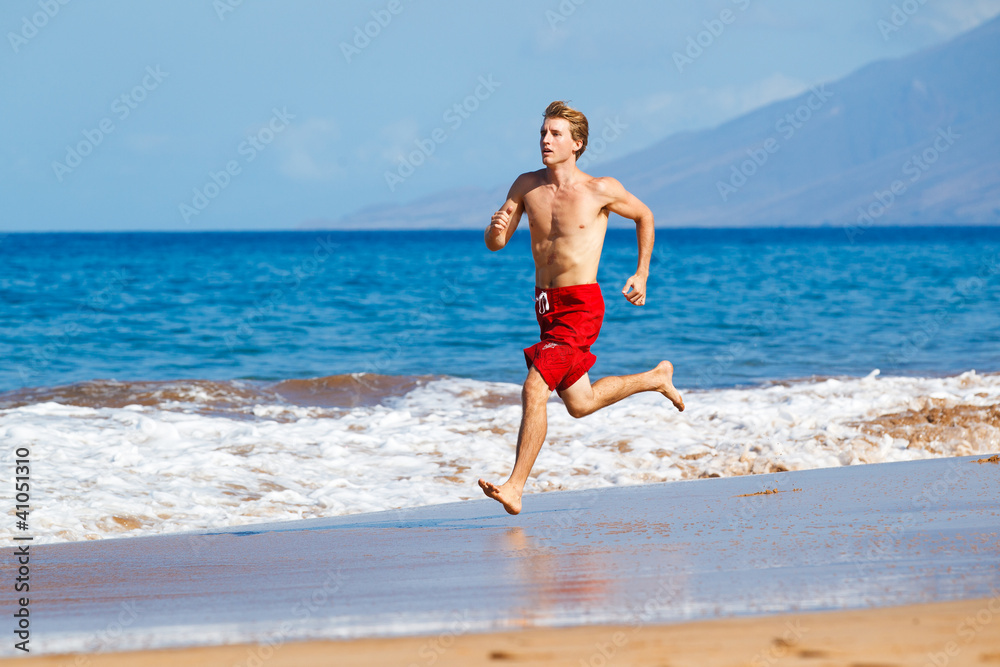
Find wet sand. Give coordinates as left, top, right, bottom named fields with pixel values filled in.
left=854, top=399, right=1000, bottom=457
left=2, top=455, right=997, bottom=662
left=6, top=596, right=1000, bottom=666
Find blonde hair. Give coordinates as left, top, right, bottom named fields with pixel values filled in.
left=543, top=100, right=588, bottom=159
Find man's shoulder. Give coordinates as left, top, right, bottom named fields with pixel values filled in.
left=510, top=169, right=546, bottom=195
left=516, top=169, right=547, bottom=184
left=584, top=175, right=625, bottom=196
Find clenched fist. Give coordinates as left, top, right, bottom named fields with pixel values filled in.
left=489, top=205, right=514, bottom=238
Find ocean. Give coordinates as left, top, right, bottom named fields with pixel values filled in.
left=2, top=227, right=999, bottom=543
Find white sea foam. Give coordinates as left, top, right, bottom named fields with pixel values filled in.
left=2, top=370, right=998, bottom=544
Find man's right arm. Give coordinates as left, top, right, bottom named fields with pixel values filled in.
left=485, top=175, right=528, bottom=251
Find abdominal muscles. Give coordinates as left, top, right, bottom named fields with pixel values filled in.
left=534, top=232, right=605, bottom=288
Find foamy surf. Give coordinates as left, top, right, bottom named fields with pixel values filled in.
left=2, top=370, right=998, bottom=544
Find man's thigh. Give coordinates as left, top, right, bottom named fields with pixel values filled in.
left=557, top=372, right=594, bottom=406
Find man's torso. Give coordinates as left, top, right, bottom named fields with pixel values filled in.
left=520, top=170, right=610, bottom=289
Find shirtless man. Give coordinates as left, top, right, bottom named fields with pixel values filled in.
left=478, top=101, right=685, bottom=515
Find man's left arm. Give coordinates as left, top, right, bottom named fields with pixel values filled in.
left=601, top=178, right=654, bottom=306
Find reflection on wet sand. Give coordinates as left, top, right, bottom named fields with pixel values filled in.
left=494, top=520, right=690, bottom=631
left=494, top=527, right=615, bottom=628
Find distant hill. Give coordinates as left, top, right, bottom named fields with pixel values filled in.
left=303, top=186, right=505, bottom=231
left=306, top=16, right=1000, bottom=230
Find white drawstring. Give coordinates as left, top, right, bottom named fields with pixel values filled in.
left=536, top=291, right=550, bottom=315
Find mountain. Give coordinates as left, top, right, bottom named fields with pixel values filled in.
left=307, top=16, right=1000, bottom=230
left=303, top=186, right=504, bottom=231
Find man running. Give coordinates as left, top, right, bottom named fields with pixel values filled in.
left=478, top=101, right=685, bottom=515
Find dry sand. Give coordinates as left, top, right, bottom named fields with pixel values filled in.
left=6, top=596, right=1000, bottom=667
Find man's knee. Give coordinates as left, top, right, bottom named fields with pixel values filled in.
left=523, top=370, right=551, bottom=405
left=565, top=401, right=590, bottom=419
left=561, top=393, right=592, bottom=419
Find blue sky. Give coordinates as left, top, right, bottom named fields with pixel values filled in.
left=3, top=0, right=999, bottom=231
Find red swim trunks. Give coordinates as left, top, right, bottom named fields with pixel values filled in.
left=523, top=283, right=605, bottom=392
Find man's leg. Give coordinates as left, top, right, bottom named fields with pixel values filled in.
left=478, top=365, right=552, bottom=515
left=559, top=360, right=684, bottom=418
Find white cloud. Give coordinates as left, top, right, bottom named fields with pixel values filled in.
left=276, top=117, right=343, bottom=181
left=916, top=0, right=1000, bottom=37
left=625, top=72, right=811, bottom=138
left=352, top=117, right=422, bottom=167
left=383, top=118, right=421, bottom=158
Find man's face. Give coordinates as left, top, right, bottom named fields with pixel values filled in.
left=540, top=117, right=581, bottom=166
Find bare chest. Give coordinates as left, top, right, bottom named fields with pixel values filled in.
left=523, top=187, right=607, bottom=236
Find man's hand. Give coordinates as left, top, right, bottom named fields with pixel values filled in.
left=489, top=205, right=514, bottom=239
left=622, top=273, right=647, bottom=306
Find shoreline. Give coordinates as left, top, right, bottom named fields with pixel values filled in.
left=2, top=455, right=997, bottom=659
left=6, top=597, right=1000, bottom=666
left=3, top=370, right=998, bottom=546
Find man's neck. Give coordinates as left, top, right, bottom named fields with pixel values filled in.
left=544, top=159, right=581, bottom=188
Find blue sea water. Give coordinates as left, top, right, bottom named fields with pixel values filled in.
left=3, top=227, right=1000, bottom=549
left=2, top=226, right=999, bottom=393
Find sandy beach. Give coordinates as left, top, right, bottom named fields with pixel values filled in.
left=6, top=596, right=1000, bottom=666
left=2, top=454, right=997, bottom=664
left=5, top=2, right=1000, bottom=663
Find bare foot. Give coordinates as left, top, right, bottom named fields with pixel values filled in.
left=653, top=360, right=685, bottom=412
left=478, top=479, right=522, bottom=515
